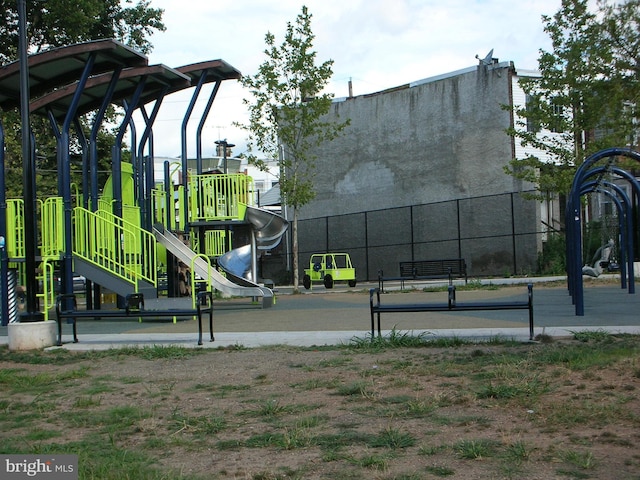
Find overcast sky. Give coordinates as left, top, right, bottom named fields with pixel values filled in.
left=135, top=0, right=562, bottom=159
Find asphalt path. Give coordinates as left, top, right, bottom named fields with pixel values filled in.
left=1, top=277, right=639, bottom=349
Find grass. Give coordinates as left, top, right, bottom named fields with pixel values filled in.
left=1, top=332, right=639, bottom=479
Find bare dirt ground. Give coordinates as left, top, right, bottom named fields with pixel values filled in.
left=3, top=335, right=640, bottom=480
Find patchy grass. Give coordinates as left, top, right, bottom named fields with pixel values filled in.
left=0, top=333, right=639, bottom=479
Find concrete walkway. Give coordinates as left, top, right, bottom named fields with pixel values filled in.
left=1, top=276, right=639, bottom=350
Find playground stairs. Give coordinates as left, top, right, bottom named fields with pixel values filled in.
left=73, top=256, right=157, bottom=300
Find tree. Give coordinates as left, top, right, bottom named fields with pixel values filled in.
left=0, top=0, right=164, bottom=62
left=238, top=6, right=349, bottom=292
left=0, top=0, right=165, bottom=197
left=505, top=0, right=640, bottom=197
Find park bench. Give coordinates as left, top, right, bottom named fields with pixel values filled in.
left=378, top=258, right=467, bottom=291
left=369, top=282, right=534, bottom=340
left=55, top=291, right=215, bottom=347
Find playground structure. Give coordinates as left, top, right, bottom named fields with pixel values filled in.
left=566, top=147, right=640, bottom=315
left=0, top=39, right=288, bottom=326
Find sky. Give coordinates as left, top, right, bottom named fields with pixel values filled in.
left=134, top=0, right=562, bottom=159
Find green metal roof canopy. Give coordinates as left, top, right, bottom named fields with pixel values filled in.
left=29, top=63, right=191, bottom=119
left=0, top=38, right=148, bottom=110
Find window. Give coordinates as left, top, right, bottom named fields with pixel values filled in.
left=525, top=94, right=540, bottom=133
left=549, top=98, right=564, bottom=133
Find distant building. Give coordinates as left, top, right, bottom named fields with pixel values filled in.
left=291, top=55, right=566, bottom=279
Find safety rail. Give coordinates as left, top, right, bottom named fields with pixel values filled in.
left=151, top=187, right=173, bottom=230
left=35, top=258, right=55, bottom=321
left=73, top=206, right=157, bottom=288
left=40, top=197, right=65, bottom=259
left=6, top=199, right=25, bottom=259
left=205, top=230, right=232, bottom=257
left=189, top=173, right=254, bottom=222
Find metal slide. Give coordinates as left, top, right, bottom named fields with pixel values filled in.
left=152, top=224, right=274, bottom=308
left=217, top=206, right=288, bottom=285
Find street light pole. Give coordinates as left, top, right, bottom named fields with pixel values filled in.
left=214, top=139, right=235, bottom=174
left=18, top=0, right=43, bottom=322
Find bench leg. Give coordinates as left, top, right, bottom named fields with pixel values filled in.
left=370, top=308, right=375, bottom=338
left=528, top=284, right=534, bottom=341
left=56, top=318, right=63, bottom=347
left=72, top=319, right=78, bottom=343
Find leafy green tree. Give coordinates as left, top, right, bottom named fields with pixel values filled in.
left=238, top=6, right=349, bottom=291
left=505, top=0, right=640, bottom=197
left=0, top=0, right=165, bottom=197
left=0, top=0, right=164, bottom=62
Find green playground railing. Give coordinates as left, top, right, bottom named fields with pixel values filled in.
left=189, top=174, right=253, bottom=222
left=36, top=258, right=55, bottom=321
left=151, top=185, right=185, bottom=231
left=6, top=199, right=25, bottom=260
left=73, top=206, right=157, bottom=288
left=40, top=197, right=64, bottom=259
left=205, top=229, right=232, bottom=257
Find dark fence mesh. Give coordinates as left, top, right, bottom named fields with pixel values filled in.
left=267, top=191, right=543, bottom=283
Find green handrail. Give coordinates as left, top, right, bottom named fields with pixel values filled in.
left=36, top=258, right=55, bottom=321
left=6, top=199, right=25, bottom=259
left=73, top=206, right=157, bottom=288
left=40, top=196, right=64, bottom=259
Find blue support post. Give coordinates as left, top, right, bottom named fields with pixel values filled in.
left=59, top=53, right=97, bottom=301
left=0, top=120, right=8, bottom=326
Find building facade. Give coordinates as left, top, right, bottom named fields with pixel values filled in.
left=291, top=56, right=560, bottom=280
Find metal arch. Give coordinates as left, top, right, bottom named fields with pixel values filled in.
left=175, top=61, right=243, bottom=229
left=136, top=94, right=169, bottom=230
left=567, top=155, right=640, bottom=315
left=567, top=168, right=634, bottom=312
left=89, top=67, right=123, bottom=211
left=196, top=81, right=221, bottom=174
left=59, top=52, right=99, bottom=301
left=579, top=180, right=633, bottom=291
left=180, top=70, right=208, bottom=231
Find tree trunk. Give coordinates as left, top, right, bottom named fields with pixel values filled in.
left=291, top=207, right=300, bottom=292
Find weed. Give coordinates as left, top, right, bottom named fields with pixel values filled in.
left=571, top=329, right=614, bottom=343
left=425, top=464, right=455, bottom=476
left=335, top=380, right=373, bottom=397
left=351, top=452, right=389, bottom=470
left=367, top=427, right=416, bottom=449
left=454, top=439, right=501, bottom=459
left=561, top=449, right=598, bottom=469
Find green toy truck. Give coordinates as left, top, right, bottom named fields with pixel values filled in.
left=303, top=253, right=357, bottom=289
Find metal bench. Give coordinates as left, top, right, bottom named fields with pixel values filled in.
left=369, top=283, right=534, bottom=340
left=55, top=291, right=215, bottom=347
left=378, top=258, right=467, bottom=291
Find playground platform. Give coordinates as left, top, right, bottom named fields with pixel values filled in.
left=1, top=276, right=639, bottom=351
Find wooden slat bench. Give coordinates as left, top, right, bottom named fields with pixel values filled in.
left=378, top=258, right=467, bottom=291
left=369, top=283, right=534, bottom=340
left=55, top=291, right=215, bottom=347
